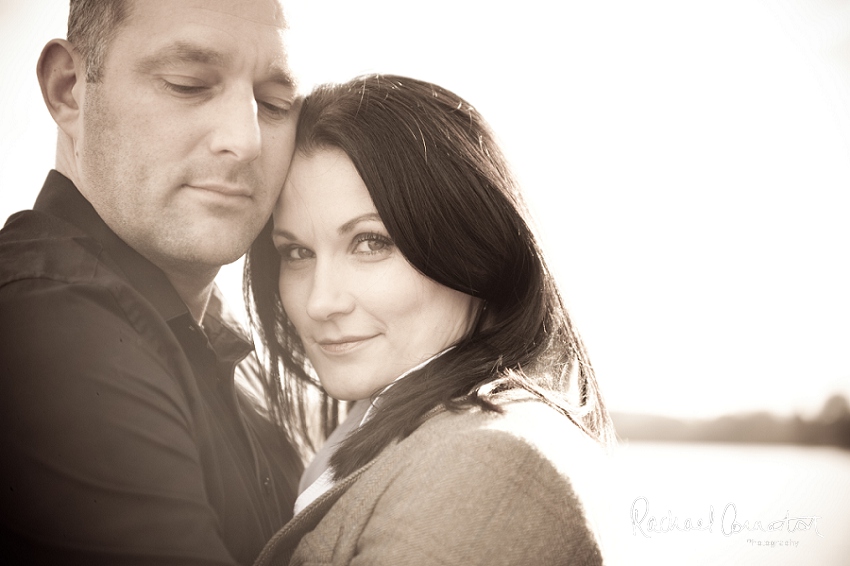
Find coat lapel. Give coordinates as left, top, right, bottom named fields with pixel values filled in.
left=253, top=459, right=377, bottom=566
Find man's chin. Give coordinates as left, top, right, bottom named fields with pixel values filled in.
left=145, top=242, right=248, bottom=278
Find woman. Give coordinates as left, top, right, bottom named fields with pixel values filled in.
left=246, top=74, right=615, bottom=565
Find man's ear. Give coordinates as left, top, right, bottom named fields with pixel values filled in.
left=37, top=39, right=86, bottom=140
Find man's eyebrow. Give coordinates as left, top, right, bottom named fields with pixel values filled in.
left=134, top=42, right=296, bottom=87
left=266, top=63, right=297, bottom=88
left=135, top=42, right=229, bottom=72
left=136, top=41, right=297, bottom=88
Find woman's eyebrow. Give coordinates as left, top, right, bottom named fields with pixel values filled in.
left=272, top=213, right=381, bottom=241
left=338, top=213, right=382, bottom=235
left=272, top=227, right=297, bottom=240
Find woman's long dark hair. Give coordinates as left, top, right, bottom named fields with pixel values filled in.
left=246, top=74, right=615, bottom=478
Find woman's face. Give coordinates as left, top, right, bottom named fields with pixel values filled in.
left=273, top=148, right=479, bottom=401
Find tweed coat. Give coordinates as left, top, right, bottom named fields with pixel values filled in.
left=255, top=394, right=608, bottom=566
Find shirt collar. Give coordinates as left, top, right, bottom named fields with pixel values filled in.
left=359, top=346, right=455, bottom=426
left=33, top=170, right=190, bottom=323
left=293, top=349, right=455, bottom=515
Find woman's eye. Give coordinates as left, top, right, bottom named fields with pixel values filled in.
left=279, top=245, right=314, bottom=262
left=352, top=233, right=393, bottom=256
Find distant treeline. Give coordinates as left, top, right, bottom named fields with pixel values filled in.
left=611, top=393, right=850, bottom=449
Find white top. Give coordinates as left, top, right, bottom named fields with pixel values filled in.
left=293, top=349, right=453, bottom=515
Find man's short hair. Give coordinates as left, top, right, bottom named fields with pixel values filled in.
left=67, top=0, right=132, bottom=82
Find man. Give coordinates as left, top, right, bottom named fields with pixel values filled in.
left=0, top=0, right=303, bottom=563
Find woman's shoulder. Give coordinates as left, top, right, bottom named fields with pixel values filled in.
left=395, top=392, right=610, bottom=503
left=407, top=392, right=613, bottom=545
left=341, top=393, right=609, bottom=564
left=416, top=392, right=602, bottom=460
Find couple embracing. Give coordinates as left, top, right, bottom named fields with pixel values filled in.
left=0, top=1, right=614, bottom=564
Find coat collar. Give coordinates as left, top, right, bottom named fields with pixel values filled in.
left=253, top=458, right=378, bottom=566
left=252, top=405, right=449, bottom=565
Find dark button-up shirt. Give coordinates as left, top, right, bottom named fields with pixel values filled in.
left=0, top=171, right=302, bottom=565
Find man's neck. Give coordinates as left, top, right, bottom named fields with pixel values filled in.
left=54, top=153, right=221, bottom=325
left=165, top=269, right=219, bottom=324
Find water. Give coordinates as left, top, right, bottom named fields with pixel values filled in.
left=598, top=442, right=850, bottom=565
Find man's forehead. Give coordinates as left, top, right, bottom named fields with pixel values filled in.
left=123, top=0, right=288, bottom=31
left=116, top=0, right=295, bottom=82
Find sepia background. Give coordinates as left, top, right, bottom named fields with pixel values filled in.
left=2, top=1, right=849, bottom=563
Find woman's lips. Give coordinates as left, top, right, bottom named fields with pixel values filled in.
left=315, top=335, right=377, bottom=355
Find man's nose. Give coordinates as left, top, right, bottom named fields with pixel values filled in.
left=209, top=88, right=262, bottom=162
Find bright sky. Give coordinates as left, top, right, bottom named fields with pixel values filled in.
left=2, top=0, right=849, bottom=419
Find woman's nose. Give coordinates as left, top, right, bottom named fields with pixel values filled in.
left=305, top=261, right=355, bottom=321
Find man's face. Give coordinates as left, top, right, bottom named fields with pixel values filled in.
left=77, top=0, right=298, bottom=276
